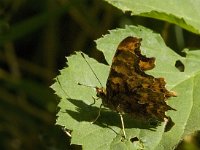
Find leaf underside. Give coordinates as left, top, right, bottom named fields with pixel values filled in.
left=104, top=0, right=200, bottom=35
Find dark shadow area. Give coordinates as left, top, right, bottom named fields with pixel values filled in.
left=164, top=117, right=175, bottom=132
left=64, top=98, right=159, bottom=132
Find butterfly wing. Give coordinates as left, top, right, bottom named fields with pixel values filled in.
left=105, top=37, right=143, bottom=112
left=105, top=36, right=176, bottom=120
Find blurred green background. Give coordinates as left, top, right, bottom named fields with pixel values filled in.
left=1, top=0, right=200, bottom=150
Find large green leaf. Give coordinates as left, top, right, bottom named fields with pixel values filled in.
left=104, top=0, right=200, bottom=34
left=51, top=25, right=200, bottom=149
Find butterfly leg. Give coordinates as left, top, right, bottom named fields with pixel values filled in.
left=91, top=96, right=99, bottom=105
left=119, top=112, right=126, bottom=139
left=91, top=103, right=103, bottom=124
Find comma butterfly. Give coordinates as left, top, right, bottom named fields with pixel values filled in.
left=94, top=36, right=177, bottom=137
left=81, top=36, right=176, bottom=138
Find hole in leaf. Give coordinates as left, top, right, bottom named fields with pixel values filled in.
left=175, top=60, right=184, bottom=72
left=130, top=137, right=139, bottom=143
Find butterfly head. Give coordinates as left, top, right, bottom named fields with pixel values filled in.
left=95, top=87, right=106, bottom=99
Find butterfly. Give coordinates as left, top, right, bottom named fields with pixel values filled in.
left=82, top=36, right=176, bottom=138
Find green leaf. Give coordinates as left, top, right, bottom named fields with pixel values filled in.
left=51, top=25, right=200, bottom=149
left=104, top=0, right=200, bottom=34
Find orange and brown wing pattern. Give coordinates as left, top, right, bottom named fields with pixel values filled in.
left=98, top=36, right=176, bottom=120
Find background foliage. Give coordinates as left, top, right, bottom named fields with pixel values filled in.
left=1, top=0, right=200, bottom=150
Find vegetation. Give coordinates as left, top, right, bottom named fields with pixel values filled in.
left=1, top=0, right=200, bottom=149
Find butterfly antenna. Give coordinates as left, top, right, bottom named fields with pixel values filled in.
left=77, top=82, right=96, bottom=88
left=56, top=77, right=71, bottom=98
left=81, top=52, right=103, bottom=87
